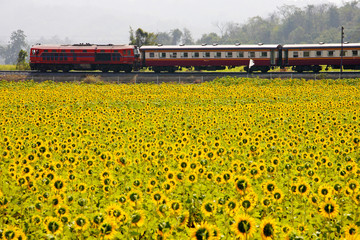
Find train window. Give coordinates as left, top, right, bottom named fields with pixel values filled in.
left=340, top=51, right=347, bottom=56
left=316, top=51, right=322, bottom=57
left=352, top=50, right=358, bottom=56
left=193, top=52, right=199, bottom=58
left=172, top=53, right=177, bottom=58
left=149, top=52, right=155, bottom=58
left=293, top=52, right=299, bottom=58
left=238, top=52, right=244, bottom=58
left=261, top=52, right=268, bottom=57
left=182, top=52, right=188, bottom=58
left=304, top=52, right=310, bottom=57
left=128, top=50, right=131, bottom=55
left=83, top=50, right=87, bottom=53
left=216, top=52, right=222, bottom=58
left=226, top=52, right=233, bottom=58
left=123, top=50, right=127, bottom=55
left=204, top=52, right=210, bottom=58
left=100, top=50, right=105, bottom=53
left=249, top=52, right=255, bottom=58
left=160, top=53, right=166, bottom=58
left=328, top=51, right=334, bottom=57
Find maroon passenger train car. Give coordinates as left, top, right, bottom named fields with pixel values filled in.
left=282, top=43, right=360, bottom=72
left=30, top=43, right=140, bottom=72
left=140, top=44, right=282, bottom=73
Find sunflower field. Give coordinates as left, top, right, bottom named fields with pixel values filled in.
left=0, top=77, right=360, bottom=240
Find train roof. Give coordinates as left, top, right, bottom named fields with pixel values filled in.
left=283, top=42, right=360, bottom=49
left=140, top=44, right=281, bottom=51
left=31, top=44, right=134, bottom=50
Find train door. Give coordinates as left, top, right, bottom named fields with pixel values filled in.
left=284, top=50, right=289, bottom=66
left=270, top=50, right=275, bottom=65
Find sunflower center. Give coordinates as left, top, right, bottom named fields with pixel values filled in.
left=100, top=223, right=112, bottom=235
left=205, top=203, right=214, bottom=212
left=324, top=203, right=335, bottom=213
left=242, top=200, right=251, bottom=209
left=76, top=218, right=86, bottom=227
left=263, top=223, right=274, bottom=237
left=48, top=221, right=60, bottom=233
left=298, top=185, right=307, bottom=193
left=132, top=214, right=141, bottom=224
left=237, top=220, right=251, bottom=233
left=237, top=180, right=247, bottom=190
left=195, top=227, right=210, bottom=240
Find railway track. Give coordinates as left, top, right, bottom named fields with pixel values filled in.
left=1, top=70, right=360, bottom=83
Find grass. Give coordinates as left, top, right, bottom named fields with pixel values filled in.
left=0, top=65, right=17, bottom=71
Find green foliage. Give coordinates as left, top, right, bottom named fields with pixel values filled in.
left=16, top=50, right=30, bottom=70
left=195, top=2, right=360, bottom=44
left=0, top=29, right=28, bottom=65
left=129, top=27, right=157, bottom=47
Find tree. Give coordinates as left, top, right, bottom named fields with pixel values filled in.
left=16, top=49, right=30, bottom=70
left=156, top=32, right=172, bottom=45
left=0, top=29, right=28, bottom=64
left=181, top=28, right=194, bottom=45
left=129, top=27, right=157, bottom=47
left=170, top=29, right=183, bottom=45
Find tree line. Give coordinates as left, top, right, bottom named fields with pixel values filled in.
left=131, top=1, right=360, bottom=46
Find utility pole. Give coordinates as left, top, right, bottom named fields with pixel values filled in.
left=340, top=26, right=344, bottom=79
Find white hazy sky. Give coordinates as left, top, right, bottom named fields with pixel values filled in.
left=0, top=0, right=346, bottom=44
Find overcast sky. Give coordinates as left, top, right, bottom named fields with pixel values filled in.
left=0, top=0, right=346, bottom=45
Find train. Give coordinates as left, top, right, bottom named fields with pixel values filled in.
left=30, top=42, right=360, bottom=73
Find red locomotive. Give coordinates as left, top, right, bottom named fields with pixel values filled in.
left=30, top=43, right=140, bottom=72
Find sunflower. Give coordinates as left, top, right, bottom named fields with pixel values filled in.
left=55, top=205, right=69, bottom=217
left=344, top=223, right=358, bottom=239
left=262, top=180, right=277, bottom=194
left=260, top=218, right=277, bottom=240
left=99, top=218, right=118, bottom=240
left=272, top=189, right=284, bottom=203
left=151, top=191, right=165, bottom=205
left=222, top=198, right=237, bottom=216
left=74, top=214, right=90, bottom=231
left=308, top=193, right=320, bottom=206
left=131, top=210, right=145, bottom=227
left=235, top=176, right=251, bottom=195
left=240, top=196, right=255, bottom=212
left=170, top=200, right=182, bottom=214
left=297, top=224, right=307, bottom=235
left=297, top=181, right=311, bottom=196
left=127, top=189, right=142, bottom=206
left=191, top=222, right=214, bottom=240
left=318, top=184, right=333, bottom=198
left=52, top=176, right=66, bottom=193
left=31, top=215, right=42, bottom=225
left=201, top=200, right=217, bottom=217
left=319, top=199, right=339, bottom=219
left=177, top=211, right=189, bottom=226
left=232, top=214, right=256, bottom=239
left=2, top=226, right=19, bottom=240
left=187, top=173, right=198, bottom=184
left=347, top=179, right=359, bottom=193
left=43, top=216, right=63, bottom=235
